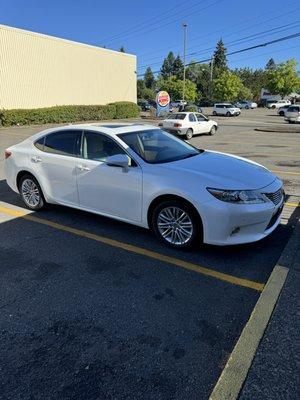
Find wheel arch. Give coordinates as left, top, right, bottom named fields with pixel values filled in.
left=147, top=194, right=203, bottom=232
left=16, top=170, right=46, bottom=200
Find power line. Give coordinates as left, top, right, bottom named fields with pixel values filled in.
left=137, top=21, right=300, bottom=70
left=100, top=0, right=199, bottom=44
left=104, top=0, right=224, bottom=45
left=136, top=32, right=300, bottom=77
left=137, top=5, right=300, bottom=61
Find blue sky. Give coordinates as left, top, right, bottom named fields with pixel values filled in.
left=1, top=0, right=299, bottom=77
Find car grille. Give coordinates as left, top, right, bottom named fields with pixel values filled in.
left=263, top=187, right=284, bottom=205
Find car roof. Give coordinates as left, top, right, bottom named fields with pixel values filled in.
left=29, top=123, right=156, bottom=141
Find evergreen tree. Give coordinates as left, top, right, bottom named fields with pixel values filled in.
left=160, top=51, right=175, bottom=79
left=213, top=39, right=227, bottom=72
left=265, top=58, right=276, bottom=70
left=144, top=67, right=155, bottom=89
left=119, top=46, right=125, bottom=53
left=173, top=55, right=184, bottom=79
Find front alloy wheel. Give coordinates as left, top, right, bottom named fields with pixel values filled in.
left=209, top=125, right=217, bottom=135
left=19, top=175, right=45, bottom=210
left=152, top=200, right=201, bottom=249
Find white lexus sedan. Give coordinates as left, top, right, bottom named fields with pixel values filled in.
left=4, top=123, right=284, bottom=249
left=159, top=112, right=217, bottom=139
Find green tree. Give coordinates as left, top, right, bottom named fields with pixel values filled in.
left=137, top=79, right=146, bottom=99
left=142, top=87, right=156, bottom=100
left=266, top=59, right=300, bottom=98
left=173, top=55, right=184, bottom=79
left=234, top=67, right=267, bottom=101
left=158, top=76, right=197, bottom=101
left=160, top=51, right=175, bottom=79
left=213, top=39, right=227, bottom=73
left=213, top=71, right=244, bottom=102
left=144, top=67, right=155, bottom=89
left=186, top=62, right=211, bottom=100
left=119, top=46, right=125, bottom=52
left=265, top=58, right=276, bottom=70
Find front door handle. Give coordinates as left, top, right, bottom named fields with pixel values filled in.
left=31, top=156, right=42, bottom=163
left=77, top=164, right=91, bottom=171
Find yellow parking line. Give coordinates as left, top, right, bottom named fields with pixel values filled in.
left=0, top=205, right=264, bottom=292
left=271, top=170, right=300, bottom=176
left=285, top=202, right=299, bottom=207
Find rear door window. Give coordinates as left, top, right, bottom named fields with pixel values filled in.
left=44, top=131, right=81, bottom=156
left=189, top=113, right=196, bottom=122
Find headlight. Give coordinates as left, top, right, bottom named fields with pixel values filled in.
left=207, top=188, right=269, bottom=204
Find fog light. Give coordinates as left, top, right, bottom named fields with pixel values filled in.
left=231, top=227, right=240, bottom=236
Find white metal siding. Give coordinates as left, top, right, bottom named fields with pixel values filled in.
left=0, top=24, right=137, bottom=109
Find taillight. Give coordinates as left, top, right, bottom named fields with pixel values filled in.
left=174, top=123, right=182, bottom=128
left=4, top=150, right=12, bottom=159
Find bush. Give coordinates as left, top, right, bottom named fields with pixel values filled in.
left=184, top=105, right=198, bottom=112
left=0, top=102, right=139, bottom=127
left=113, top=101, right=140, bottom=118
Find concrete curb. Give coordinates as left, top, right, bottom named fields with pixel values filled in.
left=209, top=219, right=300, bottom=400
left=255, top=126, right=300, bottom=133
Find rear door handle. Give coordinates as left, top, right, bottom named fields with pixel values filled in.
left=31, top=156, right=42, bottom=163
left=77, top=164, right=91, bottom=171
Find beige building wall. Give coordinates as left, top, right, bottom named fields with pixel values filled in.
left=0, top=24, right=137, bottom=109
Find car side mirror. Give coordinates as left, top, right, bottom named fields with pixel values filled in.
left=106, top=154, right=129, bottom=169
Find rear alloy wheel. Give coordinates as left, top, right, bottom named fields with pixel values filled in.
left=212, top=111, right=217, bottom=116
left=226, top=111, right=231, bottom=116
left=186, top=129, right=193, bottom=140
left=152, top=200, right=201, bottom=249
left=19, top=174, right=45, bottom=210
left=209, top=125, right=217, bottom=135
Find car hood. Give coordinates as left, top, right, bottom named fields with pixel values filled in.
left=160, top=150, right=276, bottom=190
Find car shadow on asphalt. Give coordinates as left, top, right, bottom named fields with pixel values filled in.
left=0, top=179, right=297, bottom=284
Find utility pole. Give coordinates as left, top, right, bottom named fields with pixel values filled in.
left=210, top=56, right=214, bottom=101
left=182, top=23, right=187, bottom=101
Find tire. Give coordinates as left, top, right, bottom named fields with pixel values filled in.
left=245, top=105, right=249, bottom=109
left=226, top=111, right=231, bottom=116
left=279, top=111, right=284, bottom=116
left=272, top=105, right=276, bottom=109
left=209, top=125, right=217, bottom=135
left=18, top=174, right=46, bottom=210
left=151, top=200, right=202, bottom=249
left=212, top=111, right=217, bottom=116
left=186, top=128, right=193, bottom=140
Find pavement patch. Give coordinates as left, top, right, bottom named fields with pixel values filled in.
left=0, top=203, right=264, bottom=292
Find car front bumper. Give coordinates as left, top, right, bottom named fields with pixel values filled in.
left=199, top=181, right=284, bottom=246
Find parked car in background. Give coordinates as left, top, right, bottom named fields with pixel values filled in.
left=138, top=100, right=151, bottom=111
left=5, top=123, right=284, bottom=248
left=213, top=103, right=241, bottom=116
left=284, top=105, right=300, bottom=123
left=171, top=100, right=187, bottom=108
left=234, top=100, right=257, bottom=109
left=277, top=105, right=291, bottom=116
left=159, top=112, right=217, bottom=139
left=267, top=99, right=291, bottom=109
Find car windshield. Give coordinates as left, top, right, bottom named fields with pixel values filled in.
left=167, top=113, right=186, bottom=120
left=119, top=129, right=202, bottom=164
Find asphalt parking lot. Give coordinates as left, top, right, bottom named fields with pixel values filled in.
left=0, top=108, right=299, bottom=399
